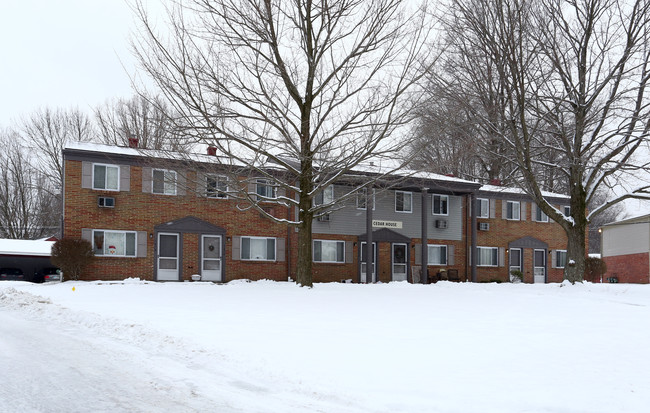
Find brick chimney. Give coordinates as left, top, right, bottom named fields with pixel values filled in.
left=207, top=146, right=218, bottom=156
left=489, top=178, right=502, bottom=186
left=128, top=138, right=139, bottom=148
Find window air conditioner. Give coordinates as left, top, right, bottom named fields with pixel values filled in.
left=435, top=219, right=448, bottom=229
left=478, top=222, right=490, bottom=231
left=98, top=196, right=115, bottom=208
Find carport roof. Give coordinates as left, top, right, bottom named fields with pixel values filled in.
left=0, top=239, right=55, bottom=257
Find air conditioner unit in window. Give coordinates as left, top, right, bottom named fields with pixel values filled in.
left=478, top=222, right=490, bottom=231
left=98, top=196, right=115, bottom=208
left=435, top=219, right=448, bottom=229
left=317, top=214, right=331, bottom=222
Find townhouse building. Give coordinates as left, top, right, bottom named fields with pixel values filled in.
left=62, top=141, right=571, bottom=283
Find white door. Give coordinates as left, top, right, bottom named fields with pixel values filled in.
left=157, top=233, right=179, bottom=281
left=360, top=242, right=377, bottom=283
left=392, top=243, right=408, bottom=281
left=533, top=249, right=546, bottom=283
left=201, top=235, right=222, bottom=282
left=509, top=248, right=522, bottom=282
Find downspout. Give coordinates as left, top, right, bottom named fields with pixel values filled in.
left=287, top=204, right=292, bottom=281
left=465, top=194, right=469, bottom=282
left=421, top=188, right=429, bottom=284
left=365, top=188, right=373, bottom=283
left=471, top=192, right=478, bottom=283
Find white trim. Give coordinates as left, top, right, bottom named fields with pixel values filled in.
left=427, top=244, right=448, bottom=265
left=394, top=191, right=413, bottom=213
left=477, top=246, right=499, bottom=267
left=92, top=163, right=120, bottom=191
left=313, top=239, right=345, bottom=263
left=432, top=194, right=449, bottom=216
left=206, top=174, right=229, bottom=199
left=535, top=204, right=549, bottom=222
left=314, top=185, right=335, bottom=206
left=92, top=229, right=137, bottom=257
left=240, top=236, right=276, bottom=261
left=356, top=188, right=376, bottom=210
left=477, top=198, right=489, bottom=218
left=555, top=250, right=567, bottom=268
left=255, top=179, right=277, bottom=200
left=506, top=201, right=521, bottom=220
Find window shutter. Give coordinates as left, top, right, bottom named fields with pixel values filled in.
left=501, top=200, right=507, bottom=219
left=521, top=202, right=527, bottom=221
left=136, top=231, right=147, bottom=257
left=489, top=199, right=496, bottom=218
left=142, top=167, right=152, bottom=193
left=448, top=245, right=455, bottom=265
left=248, top=181, right=256, bottom=197
left=531, top=203, right=537, bottom=221
left=82, top=162, right=92, bottom=189
left=196, top=172, right=205, bottom=197
left=414, top=243, right=422, bottom=265
left=232, top=236, right=241, bottom=260
left=276, top=186, right=286, bottom=199
left=551, top=250, right=557, bottom=268
left=81, top=228, right=92, bottom=242
left=277, top=237, right=285, bottom=261
left=499, top=247, right=505, bottom=267
left=345, top=241, right=353, bottom=263
left=119, top=165, right=130, bottom=191
left=176, top=172, right=186, bottom=196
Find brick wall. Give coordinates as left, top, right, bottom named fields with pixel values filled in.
left=602, top=253, right=649, bottom=284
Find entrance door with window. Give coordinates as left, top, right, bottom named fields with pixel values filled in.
left=509, top=248, right=522, bottom=282
left=157, top=233, right=179, bottom=281
left=360, top=242, right=377, bottom=283
left=533, top=249, right=546, bottom=283
left=392, top=243, right=408, bottom=281
left=201, top=235, right=222, bottom=282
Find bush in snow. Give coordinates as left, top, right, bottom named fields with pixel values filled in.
left=584, top=257, right=607, bottom=282
left=510, top=270, right=524, bottom=283
left=51, top=238, right=94, bottom=281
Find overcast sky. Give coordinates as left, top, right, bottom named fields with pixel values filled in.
left=0, top=0, right=148, bottom=125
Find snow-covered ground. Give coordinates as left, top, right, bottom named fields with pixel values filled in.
left=1, top=280, right=649, bottom=413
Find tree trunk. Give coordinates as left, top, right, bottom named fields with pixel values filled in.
left=565, top=216, right=587, bottom=283
left=295, top=204, right=314, bottom=287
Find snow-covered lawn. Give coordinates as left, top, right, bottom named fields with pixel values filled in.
left=1, top=280, right=649, bottom=412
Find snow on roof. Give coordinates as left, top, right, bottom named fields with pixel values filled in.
left=0, top=239, right=54, bottom=256
left=601, top=213, right=650, bottom=227
left=478, top=184, right=569, bottom=200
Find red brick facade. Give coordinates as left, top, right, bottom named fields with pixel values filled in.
left=602, top=253, right=650, bottom=284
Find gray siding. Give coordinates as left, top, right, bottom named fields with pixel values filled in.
left=313, top=186, right=464, bottom=241
left=602, top=223, right=650, bottom=257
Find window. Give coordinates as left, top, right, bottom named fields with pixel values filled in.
left=207, top=175, right=228, bottom=198
left=153, top=169, right=177, bottom=195
left=506, top=201, right=520, bottom=220
left=93, top=164, right=119, bottom=191
left=356, top=188, right=375, bottom=210
left=314, top=185, right=334, bottom=206
left=241, top=237, right=276, bottom=261
left=256, top=179, right=277, bottom=200
left=395, top=191, right=413, bottom=213
left=428, top=245, right=447, bottom=265
left=432, top=194, right=449, bottom=215
left=556, top=250, right=567, bottom=268
left=313, top=240, right=345, bottom=263
left=563, top=206, right=571, bottom=217
left=92, top=230, right=136, bottom=257
left=535, top=205, right=549, bottom=222
left=477, top=198, right=489, bottom=218
left=477, top=246, right=498, bottom=266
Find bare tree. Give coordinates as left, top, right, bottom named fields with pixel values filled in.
left=95, top=92, right=191, bottom=151
left=131, top=0, right=434, bottom=286
left=431, top=0, right=650, bottom=282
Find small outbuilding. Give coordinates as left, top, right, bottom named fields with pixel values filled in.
left=600, top=215, right=650, bottom=283
left=0, top=238, right=57, bottom=282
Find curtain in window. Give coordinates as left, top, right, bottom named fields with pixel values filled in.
left=106, top=167, right=118, bottom=190
left=104, top=231, right=125, bottom=256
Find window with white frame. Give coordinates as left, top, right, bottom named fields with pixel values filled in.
left=428, top=245, right=447, bottom=265
left=356, top=188, right=375, bottom=210
left=477, top=198, right=489, bottom=218
left=241, top=237, right=276, bottom=261
left=477, top=246, right=498, bottom=266
left=206, top=174, right=228, bottom=198
left=395, top=191, right=412, bottom=213
left=93, top=164, right=119, bottom=191
left=256, top=179, right=277, bottom=200
left=153, top=169, right=177, bottom=195
left=314, top=185, right=334, bottom=206
left=313, top=240, right=345, bottom=263
left=506, top=201, right=520, bottom=220
left=563, top=206, right=571, bottom=217
left=535, top=205, right=549, bottom=222
left=92, top=230, right=136, bottom=257
left=432, top=194, right=449, bottom=215
left=556, top=250, right=567, bottom=268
